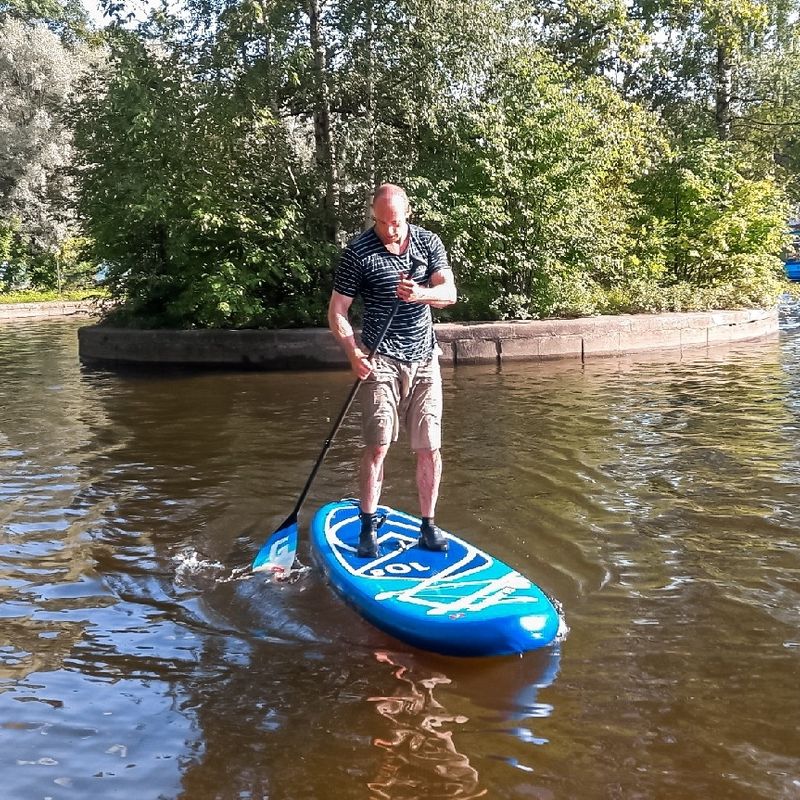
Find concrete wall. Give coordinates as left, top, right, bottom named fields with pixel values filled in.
left=0, top=301, right=98, bottom=321
left=77, top=307, right=778, bottom=369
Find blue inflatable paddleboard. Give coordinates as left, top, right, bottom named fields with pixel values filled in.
left=310, top=500, right=561, bottom=657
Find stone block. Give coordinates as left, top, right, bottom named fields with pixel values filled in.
left=680, top=326, right=709, bottom=350
left=619, top=328, right=682, bottom=354
left=437, top=341, right=456, bottom=366
left=730, top=316, right=779, bottom=343
left=499, top=337, right=541, bottom=361
left=455, top=338, right=498, bottom=365
left=76, top=307, right=780, bottom=370
left=582, top=332, right=621, bottom=357
left=537, top=335, right=583, bottom=360
left=707, top=321, right=733, bottom=344
left=0, top=301, right=95, bottom=321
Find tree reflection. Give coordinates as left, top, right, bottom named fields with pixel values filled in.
left=366, top=648, right=561, bottom=800
left=368, top=651, right=485, bottom=800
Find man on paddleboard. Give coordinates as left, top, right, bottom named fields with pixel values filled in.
left=328, top=184, right=457, bottom=558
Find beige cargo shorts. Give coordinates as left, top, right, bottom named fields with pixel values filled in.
left=361, top=349, right=443, bottom=451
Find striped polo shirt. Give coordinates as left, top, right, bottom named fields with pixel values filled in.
left=334, top=224, right=449, bottom=362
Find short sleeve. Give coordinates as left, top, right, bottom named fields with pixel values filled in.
left=426, top=233, right=449, bottom=279
left=333, top=246, right=362, bottom=298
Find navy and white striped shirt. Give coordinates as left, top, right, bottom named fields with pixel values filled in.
left=334, top=224, right=449, bottom=362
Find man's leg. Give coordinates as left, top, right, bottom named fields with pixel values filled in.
left=407, top=357, right=447, bottom=552
left=360, top=444, right=389, bottom=514
left=415, top=447, right=441, bottom=518
left=358, top=353, right=399, bottom=559
left=358, top=444, right=389, bottom=557
left=415, top=447, right=447, bottom=551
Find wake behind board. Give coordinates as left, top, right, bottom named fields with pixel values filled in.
left=310, top=500, right=561, bottom=657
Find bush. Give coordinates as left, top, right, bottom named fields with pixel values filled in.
left=69, top=31, right=789, bottom=328
left=634, top=139, right=788, bottom=304
left=412, top=80, right=787, bottom=321
left=0, top=288, right=107, bottom=304
left=412, top=48, right=671, bottom=321
left=73, top=32, right=336, bottom=329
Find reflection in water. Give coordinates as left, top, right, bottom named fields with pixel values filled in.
left=367, top=649, right=562, bottom=799
left=2, top=314, right=800, bottom=799
left=368, top=651, right=485, bottom=800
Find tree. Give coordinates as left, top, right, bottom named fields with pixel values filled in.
left=0, top=16, right=95, bottom=290
left=637, top=139, right=787, bottom=299
left=411, top=48, right=671, bottom=319
left=0, top=0, right=92, bottom=43
left=74, top=28, right=336, bottom=327
left=729, top=12, right=800, bottom=202
left=70, top=0, right=790, bottom=325
left=329, top=0, right=509, bottom=234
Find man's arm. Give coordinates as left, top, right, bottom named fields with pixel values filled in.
left=396, top=267, right=457, bottom=308
left=327, top=290, right=373, bottom=379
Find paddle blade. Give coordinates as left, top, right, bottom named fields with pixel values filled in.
left=252, top=515, right=298, bottom=574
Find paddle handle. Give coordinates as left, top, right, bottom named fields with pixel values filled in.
left=290, top=286, right=406, bottom=518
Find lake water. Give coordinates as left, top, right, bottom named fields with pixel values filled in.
left=1, top=311, right=798, bottom=799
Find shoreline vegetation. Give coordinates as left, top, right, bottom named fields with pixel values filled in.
left=0, top=289, right=107, bottom=305
left=2, top=1, right=800, bottom=331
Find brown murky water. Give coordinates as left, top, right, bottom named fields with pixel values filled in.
left=1, top=312, right=799, bottom=800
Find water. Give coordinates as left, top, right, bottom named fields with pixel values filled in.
left=1, top=310, right=798, bottom=799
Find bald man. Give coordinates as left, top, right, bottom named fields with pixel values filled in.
left=328, top=184, right=457, bottom=558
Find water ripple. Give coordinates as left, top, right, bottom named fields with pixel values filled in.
left=1, top=315, right=799, bottom=799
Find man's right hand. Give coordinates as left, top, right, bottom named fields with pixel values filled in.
left=349, top=348, right=373, bottom=380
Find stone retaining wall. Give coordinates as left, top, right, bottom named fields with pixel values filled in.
left=77, top=308, right=778, bottom=369
left=0, top=300, right=98, bottom=321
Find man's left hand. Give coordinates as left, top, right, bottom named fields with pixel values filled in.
left=397, top=277, right=425, bottom=303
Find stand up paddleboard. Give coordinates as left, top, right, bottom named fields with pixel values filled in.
left=311, top=500, right=561, bottom=657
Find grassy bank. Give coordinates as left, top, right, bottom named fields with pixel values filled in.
left=0, top=289, right=107, bottom=304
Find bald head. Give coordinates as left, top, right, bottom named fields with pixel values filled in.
left=371, top=184, right=411, bottom=247
left=372, top=183, right=410, bottom=211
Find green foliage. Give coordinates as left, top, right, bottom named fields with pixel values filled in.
left=74, top=31, right=336, bottom=329
left=0, top=217, right=52, bottom=291
left=0, top=218, right=95, bottom=292
left=0, top=287, right=106, bottom=303
left=0, top=17, right=98, bottom=292
left=64, top=0, right=794, bottom=329
left=411, top=49, right=671, bottom=321
left=0, top=0, right=90, bottom=40
left=56, top=236, right=97, bottom=289
left=635, top=139, right=788, bottom=293
left=733, top=37, right=800, bottom=204
left=408, top=52, right=788, bottom=321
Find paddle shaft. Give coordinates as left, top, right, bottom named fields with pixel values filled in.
left=289, top=287, right=407, bottom=520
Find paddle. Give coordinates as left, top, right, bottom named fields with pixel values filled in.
left=252, top=276, right=409, bottom=574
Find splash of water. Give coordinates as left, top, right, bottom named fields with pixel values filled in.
left=172, top=548, right=312, bottom=588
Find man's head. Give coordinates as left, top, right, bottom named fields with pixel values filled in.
left=371, top=184, right=410, bottom=246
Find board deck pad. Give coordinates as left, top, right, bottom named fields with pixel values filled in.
left=310, top=500, right=561, bottom=657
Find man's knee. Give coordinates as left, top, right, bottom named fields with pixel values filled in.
left=363, top=444, right=390, bottom=466
left=415, top=447, right=440, bottom=463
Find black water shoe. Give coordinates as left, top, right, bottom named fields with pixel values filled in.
left=357, top=511, right=379, bottom=559
left=419, top=520, right=448, bottom=552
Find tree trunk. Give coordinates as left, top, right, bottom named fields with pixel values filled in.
left=308, top=0, right=340, bottom=243
left=715, top=41, right=733, bottom=141
left=362, top=0, right=376, bottom=229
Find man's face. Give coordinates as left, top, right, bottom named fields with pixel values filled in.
left=372, top=197, right=409, bottom=245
